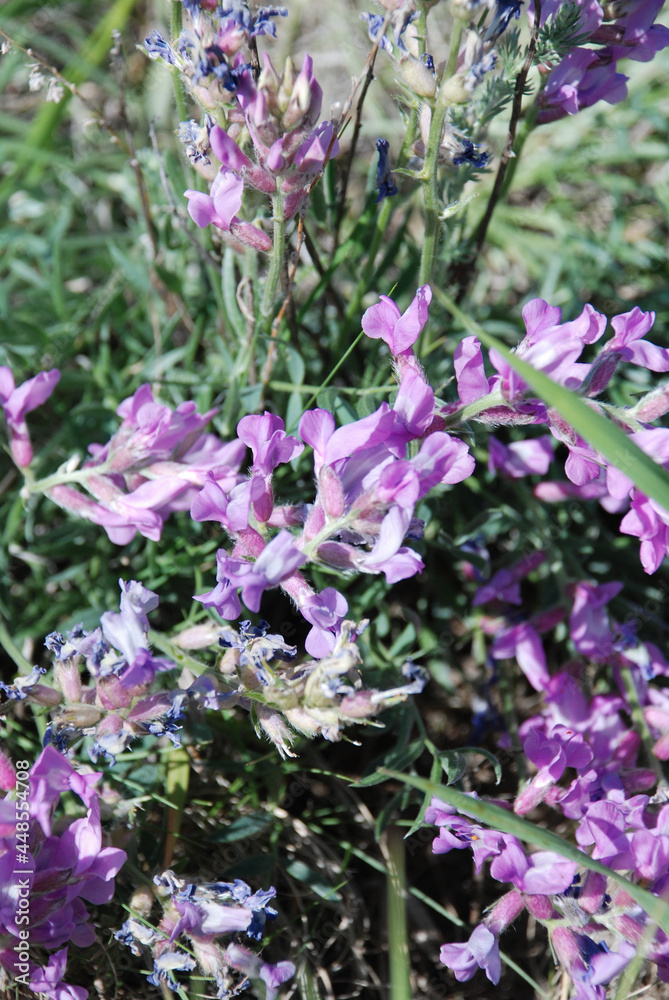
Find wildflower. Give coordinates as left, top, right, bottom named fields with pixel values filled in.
left=0, top=366, right=60, bottom=467
left=374, top=138, right=398, bottom=201
left=361, top=285, right=432, bottom=355
left=488, top=436, right=554, bottom=478
left=452, top=137, right=490, bottom=168
left=440, top=923, right=502, bottom=983
left=47, top=384, right=246, bottom=544
left=184, top=168, right=243, bottom=230
left=0, top=747, right=126, bottom=996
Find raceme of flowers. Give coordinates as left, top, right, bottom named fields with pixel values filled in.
left=144, top=0, right=339, bottom=243
left=0, top=747, right=127, bottom=1000
left=4, top=288, right=669, bottom=663
left=427, top=546, right=669, bottom=994
left=0, top=581, right=427, bottom=764
left=116, top=869, right=295, bottom=999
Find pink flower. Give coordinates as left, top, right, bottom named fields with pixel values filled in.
left=0, top=366, right=60, bottom=467
left=184, top=169, right=244, bottom=231
left=361, top=285, right=432, bottom=355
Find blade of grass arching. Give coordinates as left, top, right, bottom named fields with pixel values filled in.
left=434, top=288, right=669, bottom=514
left=0, top=0, right=139, bottom=196
left=386, top=827, right=412, bottom=1000
left=381, top=769, right=669, bottom=934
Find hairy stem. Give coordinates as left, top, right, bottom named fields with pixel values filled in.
left=418, top=18, right=464, bottom=292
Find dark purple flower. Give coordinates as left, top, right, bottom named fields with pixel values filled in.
left=374, top=138, right=398, bottom=201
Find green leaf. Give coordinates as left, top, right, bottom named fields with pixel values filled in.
left=381, top=768, right=669, bottom=933
left=210, top=812, right=274, bottom=843
left=439, top=750, right=467, bottom=784
left=355, top=739, right=425, bottom=787
left=285, top=860, right=343, bottom=901
left=435, top=288, right=669, bottom=514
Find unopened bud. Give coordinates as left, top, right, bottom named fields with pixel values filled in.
left=319, top=466, right=345, bottom=518
left=439, top=74, right=469, bottom=104
left=635, top=381, right=669, bottom=421
left=54, top=660, right=82, bottom=702
left=399, top=55, right=437, bottom=98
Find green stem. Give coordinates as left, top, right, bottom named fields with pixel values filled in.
left=386, top=828, right=411, bottom=1000
left=619, top=664, right=668, bottom=789
left=260, top=187, right=287, bottom=333
left=418, top=18, right=464, bottom=293
left=288, top=328, right=367, bottom=430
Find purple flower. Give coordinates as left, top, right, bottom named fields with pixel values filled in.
left=199, top=532, right=306, bottom=616
left=361, top=285, right=432, bottom=355
left=184, top=168, right=244, bottom=230
left=620, top=490, right=669, bottom=574
left=99, top=580, right=175, bottom=689
left=374, top=138, right=398, bottom=201
left=489, top=841, right=578, bottom=893
left=454, top=336, right=491, bottom=405
left=0, top=748, right=126, bottom=993
left=606, top=306, right=669, bottom=370
left=440, top=924, right=501, bottom=983
left=225, top=943, right=296, bottom=1000
left=489, top=299, right=607, bottom=398
left=552, top=928, right=635, bottom=995
left=28, top=948, right=87, bottom=1000
left=488, top=435, right=554, bottom=478
left=515, top=724, right=594, bottom=814
left=569, top=580, right=622, bottom=661
left=490, top=622, right=550, bottom=691
left=0, top=366, right=60, bottom=467
left=473, top=551, right=546, bottom=607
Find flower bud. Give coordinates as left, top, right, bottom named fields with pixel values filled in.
left=282, top=55, right=322, bottom=130
left=0, top=749, right=16, bottom=790
left=54, top=659, right=82, bottom=702
left=635, top=382, right=669, bottom=421
left=439, top=74, right=469, bottom=103
left=319, top=466, right=345, bottom=518
left=399, top=54, right=436, bottom=98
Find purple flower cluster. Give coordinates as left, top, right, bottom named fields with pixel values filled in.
left=184, top=58, right=338, bottom=233
left=534, top=0, right=669, bottom=121
left=145, top=1, right=337, bottom=242
left=2, top=580, right=182, bottom=765
left=429, top=536, right=669, bottom=992
left=181, top=618, right=426, bottom=756
left=34, top=382, right=246, bottom=544
left=117, top=869, right=295, bottom=999
left=0, top=746, right=127, bottom=999
left=193, top=286, right=474, bottom=654
left=445, top=297, right=669, bottom=575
